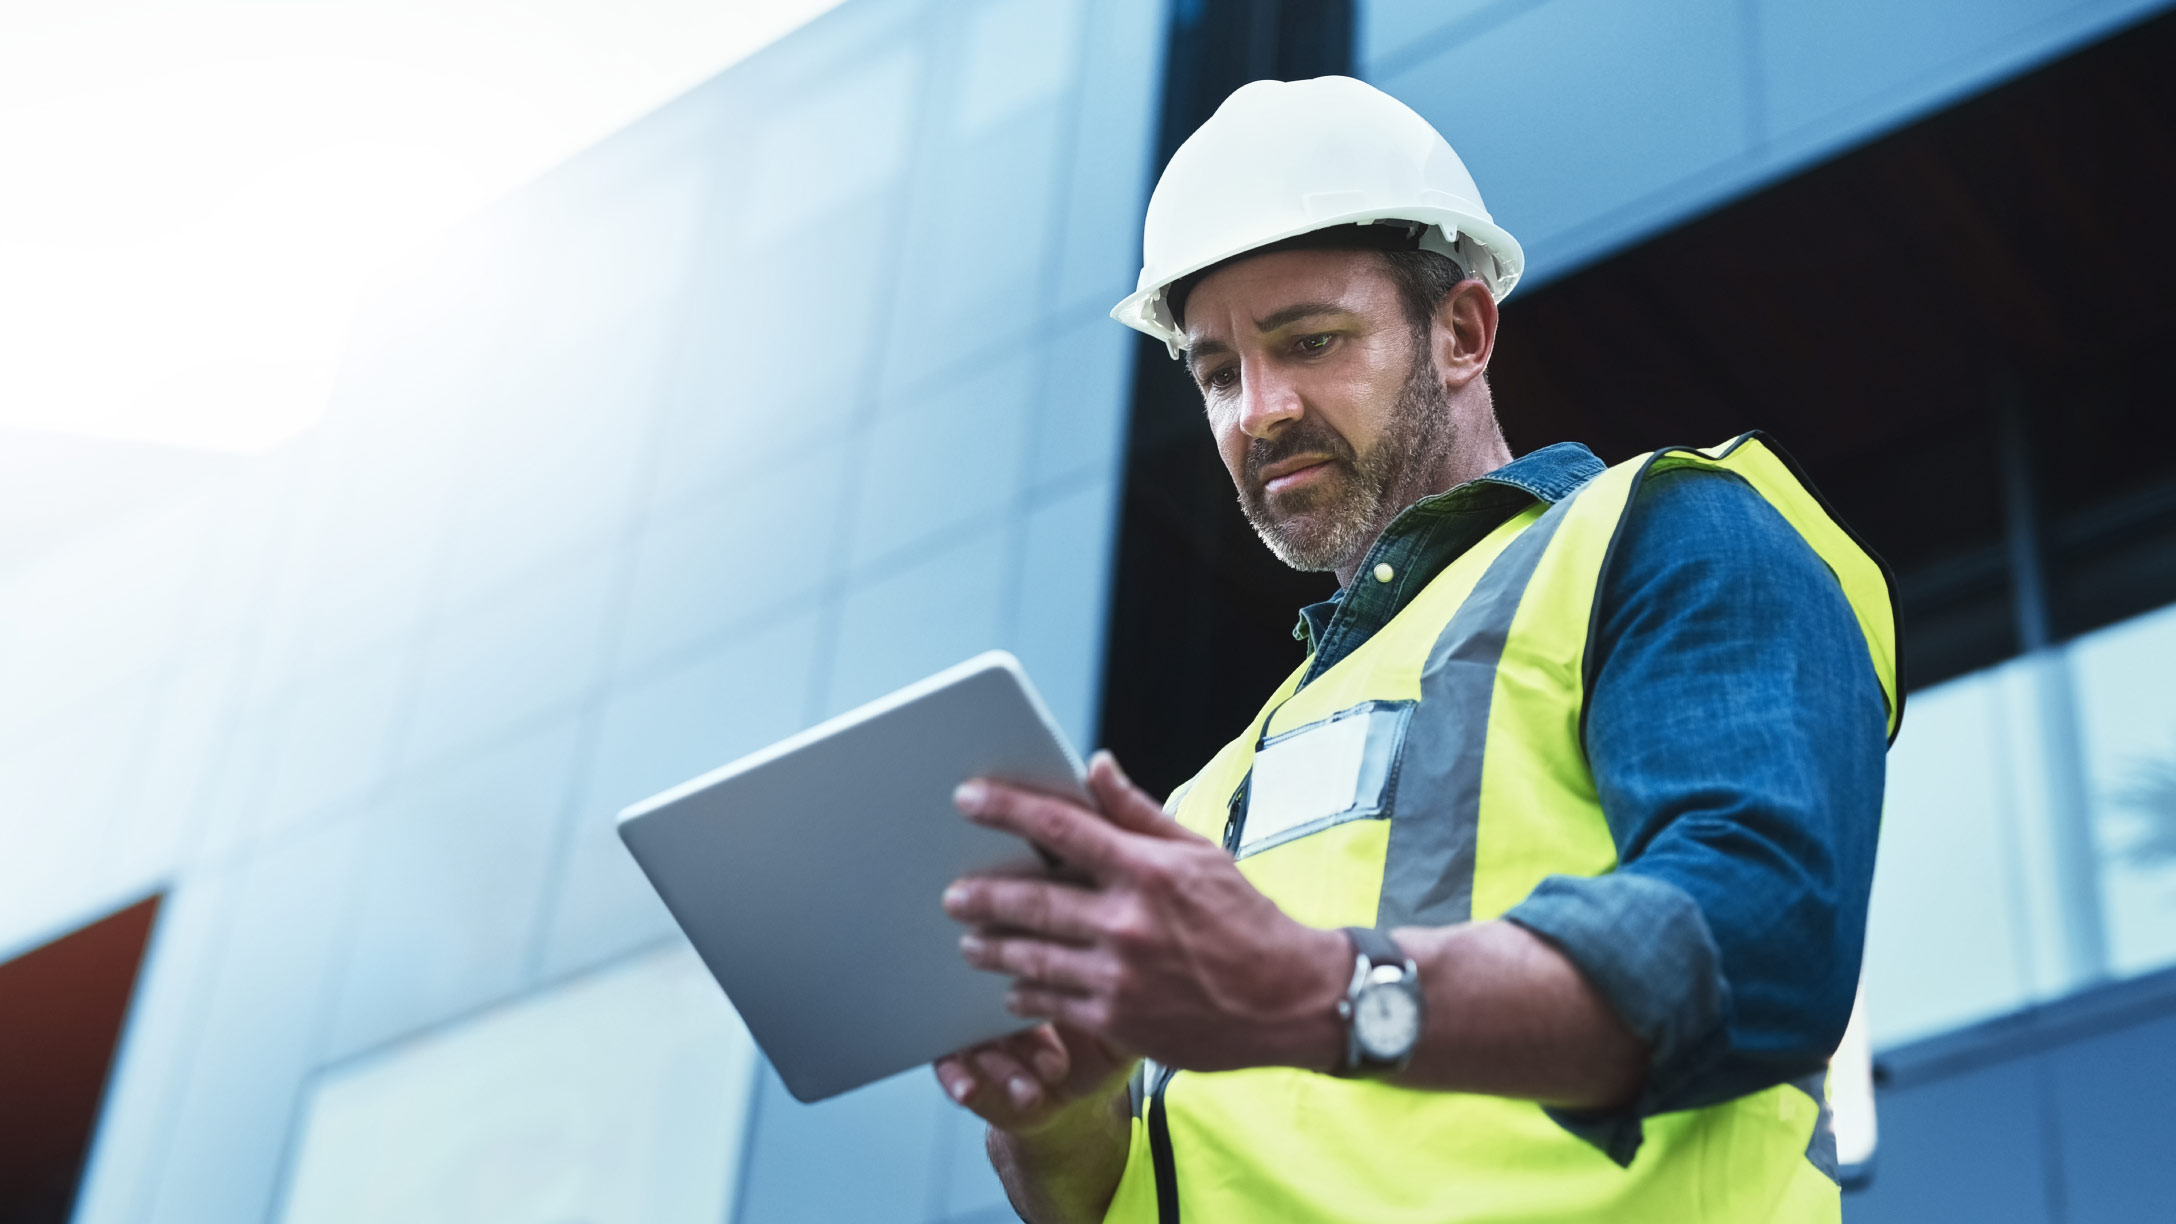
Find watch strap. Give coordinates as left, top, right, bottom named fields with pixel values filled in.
left=1344, top=925, right=1405, bottom=971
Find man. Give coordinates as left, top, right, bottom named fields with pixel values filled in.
left=933, top=76, right=1897, bottom=1223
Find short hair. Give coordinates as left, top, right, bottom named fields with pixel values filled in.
left=1167, top=222, right=1469, bottom=337
left=1375, top=246, right=1469, bottom=336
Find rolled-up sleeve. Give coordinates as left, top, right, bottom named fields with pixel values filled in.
left=1501, top=464, right=1888, bottom=1166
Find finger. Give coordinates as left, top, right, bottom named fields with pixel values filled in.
left=1008, top=983, right=1108, bottom=1034
left=944, top=877, right=1104, bottom=942
left=960, top=931, right=1108, bottom=994
left=956, top=780, right=1136, bottom=879
left=1011, top=1025, right=1070, bottom=1085
left=1087, top=751, right=1197, bottom=840
left=1050, top=1021, right=1133, bottom=1075
left=971, top=1043, right=1046, bottom=1113
left=933, top=1056, right=978, bottom=1106
left=1090, top=752, right=1211, bottom=844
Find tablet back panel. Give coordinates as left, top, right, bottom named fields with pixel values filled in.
left=617, top=651, right=1086, bottom=1102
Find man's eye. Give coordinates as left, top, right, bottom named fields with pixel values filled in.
left=1297, top=333, right=1334, bottom=354
left=1204, top=367, right=1238, bottom=391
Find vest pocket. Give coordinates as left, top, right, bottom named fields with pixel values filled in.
left=1235, top=700, right=1413, bottom=859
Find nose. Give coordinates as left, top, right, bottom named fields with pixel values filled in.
left=1237, top=363, right=1303, bottom=440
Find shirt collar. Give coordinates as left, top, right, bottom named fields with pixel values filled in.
left=1461, top=441, right=1608, bottom=506
left=1293, top=442, right=1606, bottom=657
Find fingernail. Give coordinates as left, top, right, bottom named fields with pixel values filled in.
left=953, top=780, right=987, bottom=812
left=942, top=885, right=967, bottom=913
left=959, top=932, right=986, bottom=960
left=948, top=1076, right=973, bottom=1103
left=1008, top=1076, right=1038, bottom=1110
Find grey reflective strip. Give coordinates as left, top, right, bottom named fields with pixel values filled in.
left=1790, top=1069, right=1840, bottom=1184
left=1376, top=491, right=1586, bottom=928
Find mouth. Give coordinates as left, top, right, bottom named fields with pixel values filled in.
left=1260, top=455, right=1335, bottom=495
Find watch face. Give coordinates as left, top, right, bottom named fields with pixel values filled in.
left=1354, top=981, right=1420, bottom=1060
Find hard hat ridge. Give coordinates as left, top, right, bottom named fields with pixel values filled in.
left=1111, top=75, right=1523, bottom=357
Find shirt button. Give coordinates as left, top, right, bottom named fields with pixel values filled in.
left=1373, top=562, right=1395, bottom=584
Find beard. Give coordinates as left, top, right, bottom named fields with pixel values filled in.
left=1236, top=337, right=1454, bottom=573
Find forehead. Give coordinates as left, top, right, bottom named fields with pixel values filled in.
left=1181, top=247, right=1398, bottom=347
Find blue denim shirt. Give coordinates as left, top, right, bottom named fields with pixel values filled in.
left=1293, top=442, right=1886, bottom=1166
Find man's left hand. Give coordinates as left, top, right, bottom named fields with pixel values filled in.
left=944, top=751, right=1350, bottom=1074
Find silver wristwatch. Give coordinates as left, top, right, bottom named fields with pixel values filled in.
left=1335, top=926, right=1424, bottom=1076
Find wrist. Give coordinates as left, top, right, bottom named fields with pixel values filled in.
left=987, top=1087, right=1132, bottom=1224
left=1267, top=925, right=1356, bottom=1073
left=1334, top=926, right=1426, bottom=1078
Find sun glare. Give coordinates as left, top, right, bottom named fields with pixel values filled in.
left=0, top=0, right=844, bottom=454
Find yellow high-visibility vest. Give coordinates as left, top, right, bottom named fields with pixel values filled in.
left=1102, top=434, right=1899, bottom=1224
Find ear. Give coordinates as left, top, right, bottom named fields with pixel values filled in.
left=1428, top=278, right=1498, bottom=392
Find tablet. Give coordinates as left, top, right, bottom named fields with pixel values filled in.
left=617, top=650, right=1089, bottom=1102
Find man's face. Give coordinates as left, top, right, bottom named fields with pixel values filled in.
left=1181, top=248, right=1452, bottom=574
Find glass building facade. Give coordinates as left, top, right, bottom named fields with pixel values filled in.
left=10, top=1, right=1164, bottom=1219
left=2, top=0, right=2172, bottom=1220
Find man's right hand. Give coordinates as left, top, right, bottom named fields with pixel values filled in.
left=933, top=1022, right=1133, bottom=1136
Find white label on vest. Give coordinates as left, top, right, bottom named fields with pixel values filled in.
left=1239, top=701, right=1411, bottom=858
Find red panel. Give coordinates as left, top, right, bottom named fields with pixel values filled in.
left=0, top=895, right=162, bottom=1223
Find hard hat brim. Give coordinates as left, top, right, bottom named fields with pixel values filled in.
left=1109, top=207, right=1526, bottom=356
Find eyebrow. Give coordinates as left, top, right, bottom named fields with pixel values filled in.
left=1183, top=302, right=1352, bottom=373
left=1253, top=301, right=1349, bottom=332
left=1183, top=337, right=1232, bottom=374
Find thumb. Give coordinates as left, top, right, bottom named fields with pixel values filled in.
left=1086, top=751, right=1192, bottom=840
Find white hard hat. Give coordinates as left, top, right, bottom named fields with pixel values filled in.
left=1111, top=75, right=1524, bottom=357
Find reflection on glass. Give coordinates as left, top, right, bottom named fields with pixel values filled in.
left=2109, top=747, right=2176, bottom=868
left=2070, top=602, right=2176, bottom=979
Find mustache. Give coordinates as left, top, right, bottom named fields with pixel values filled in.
left=1244, top=419, right=1358, bottom=490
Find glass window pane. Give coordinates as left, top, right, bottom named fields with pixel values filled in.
left=2069, top=602, right=2176, bottom=978
left=280, top=945, right=757, bottom=1224
left=1865, top=670, right=2037, bottom=1045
